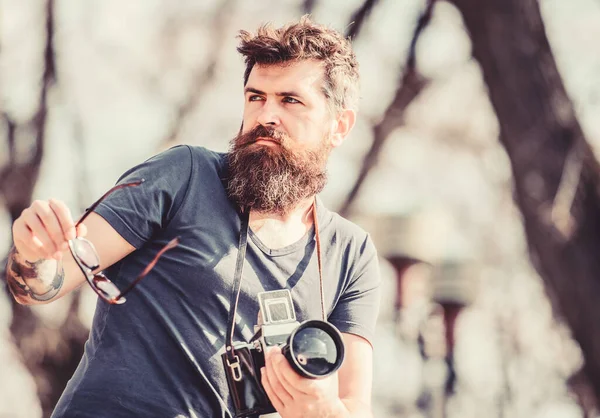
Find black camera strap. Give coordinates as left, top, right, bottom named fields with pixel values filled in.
left=225, top=199, right=326, bottom=375
left=225, top=207, right=250, bottom=373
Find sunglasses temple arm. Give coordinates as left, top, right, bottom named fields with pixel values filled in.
left=76, top=180, right=144, bottom=227
left=117, top=237, right=180, bottom=300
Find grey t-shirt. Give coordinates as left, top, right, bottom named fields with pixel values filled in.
left=52, top=146, right=381, bottom=418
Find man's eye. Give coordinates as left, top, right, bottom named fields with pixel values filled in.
left=248, top=95, right=263, bottom=102
left=283, top=97, right=300, bottom=104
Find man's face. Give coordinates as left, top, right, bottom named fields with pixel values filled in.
left=227, top=60, right=338, bottom=214
left=240, top=59, right=336, bottom=153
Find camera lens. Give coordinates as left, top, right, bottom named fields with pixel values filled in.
left=281, top=320, right=344, bottom=379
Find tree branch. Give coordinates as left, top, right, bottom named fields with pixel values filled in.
left=2, top=112, right=16, bottom=157
left=450, top=0, right=600, bottom=403
left=345, top=0, right=380, bottom=39
left=0, top=2, right=88, bottom=416
left=160, top=0, right=236, bottom=147
left=339, top=0, right=436, bottom=216
left=0, top=0, right=55, bottom=221
left=302, top=0, right=317, bottom=15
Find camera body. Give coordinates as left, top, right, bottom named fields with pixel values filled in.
left=222, top=290, right=345, bottom=417
left=253, top=289, right=302, bottom=347
left=223, top=290, right=299, bottom=417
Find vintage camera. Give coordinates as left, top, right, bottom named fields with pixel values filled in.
left=222, top=290, right=345, bottom=417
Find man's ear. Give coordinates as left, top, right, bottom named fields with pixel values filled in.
left=330, top=109, right=356, bottom=148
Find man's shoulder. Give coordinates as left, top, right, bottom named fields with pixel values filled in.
left=157, top=144, right=225, bottom=164
left=186, top=145, right=228, bottom=174
left=153, top=145, right=227, bottom=177
left=323, top=208, right=373, bottom=249
left=185, top=144, right=226, bottom=160
left=329, top=212, right=367, bottom=237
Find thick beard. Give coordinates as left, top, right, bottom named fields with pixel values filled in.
left=227, top=125, right=331, bottom=215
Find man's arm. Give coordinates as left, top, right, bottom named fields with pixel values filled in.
left=7, top=204, right=135, bottom=305
left=6, top=247, right=65, bottom=304
left=337, top=333, right=374, bottom=418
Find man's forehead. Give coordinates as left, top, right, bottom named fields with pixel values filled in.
left=247, top=61, right=326, bottom=96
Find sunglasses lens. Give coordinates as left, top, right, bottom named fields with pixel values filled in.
left=72, top=238, right=100, bottom=270
left=93, top=275, right=121, bottom=300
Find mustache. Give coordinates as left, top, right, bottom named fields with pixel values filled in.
left=236, top=125, right=289, bottom=146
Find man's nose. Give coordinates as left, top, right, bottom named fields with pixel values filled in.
left=256, top=99, right=281, bottom=127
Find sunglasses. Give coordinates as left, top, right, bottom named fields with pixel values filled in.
left=68, top=180, right=179, bottom=304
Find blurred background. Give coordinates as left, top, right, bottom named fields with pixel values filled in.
left=2, top=0, right=600, bottom=417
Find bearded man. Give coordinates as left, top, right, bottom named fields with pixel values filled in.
left=7, top=16, right=381, bottom=418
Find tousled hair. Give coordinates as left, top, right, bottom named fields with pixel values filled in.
left=237, top=15, right=359, bottom=112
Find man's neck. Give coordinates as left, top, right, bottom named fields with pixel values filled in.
left=248, top=197, right=315, bottom=250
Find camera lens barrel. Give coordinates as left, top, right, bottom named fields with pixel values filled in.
left=281, top=320, right=345, bottom=379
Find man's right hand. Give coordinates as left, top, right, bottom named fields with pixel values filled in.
left=11, top=199, right=87, bottom=262
left=8, top=199, right=134, bottom=305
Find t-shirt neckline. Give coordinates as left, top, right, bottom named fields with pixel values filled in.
left=247, top=197, right=329, bottom=257
left=248, top=224, right=315, bottom=256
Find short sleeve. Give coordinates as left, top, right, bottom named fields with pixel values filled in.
left=93, top=145, right=193, bottom=249
left=328, top=234, right=382, bottom=347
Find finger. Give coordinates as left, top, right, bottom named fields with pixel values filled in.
left=273, top=348, right=319, bottom=397
left=76, top=223, right=88, bottom=238
left=269, top=347, right=303, bottom=399
left=31, top=200, right=66, bottom=252
left=32, top=236, right=44, bottom=248
left=49, top=199, right=76, bottom=241
left=13, top=221, right=49, bottom=261
left=20, top=208, right=58, bottom=257
left=13, top=236, right=47, bottom=262
left=261, top=367, right=285, bottom=412
left=264, top=349, right=294, bottom=406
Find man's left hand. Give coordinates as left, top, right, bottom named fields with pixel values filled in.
left=261, top=346, right=348, bottom=418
